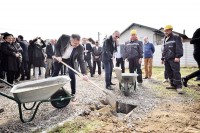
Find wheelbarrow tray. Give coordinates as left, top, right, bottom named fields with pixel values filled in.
left=10, top=76, right=71, bottom=103
left=121, top=73, right=138, bottom=83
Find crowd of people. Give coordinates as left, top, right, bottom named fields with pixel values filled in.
left=0, top=25, right=200, bottom=113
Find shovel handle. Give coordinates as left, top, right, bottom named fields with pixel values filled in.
left=60, top=61, right=105, bottom=92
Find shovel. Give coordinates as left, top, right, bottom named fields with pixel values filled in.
left=54, top=58, right=117, bottom=110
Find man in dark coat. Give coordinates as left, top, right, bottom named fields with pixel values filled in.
left=182, top=28, right=200, bottom=87
left=124, top=29, right=143, bottom=85
left=102, top=31, right=120, bottom=90
left=17, top=35, right=30, bottom=80
left=45, top=39, right=55, bottom=78
left=161, top=25, right=183, bottom=94
left=52, top=34, right=88, bottom=101
left=92, top=41, right=102, bottom=75
left=82, top=38, right=93, bottom=77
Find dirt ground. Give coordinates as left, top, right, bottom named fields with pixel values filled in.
left=49, top=73, right=200, bottom=133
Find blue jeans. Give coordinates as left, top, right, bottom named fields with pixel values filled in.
left=52, top=59, right=76, bottom=95
left=104, top=60, right=113, bottom=87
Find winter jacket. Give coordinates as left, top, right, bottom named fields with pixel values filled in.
left=1, top=42, right=20, bottom=71
left=102, top=36, right=117, bottom=63
left=124, top=40, right=143, bottom=60
left=161, top=34, right=183, bottom=61
left=19, top=40, right=29, bottom=62
left=143, top=42, right=155, bottom=58
left=46, top=43, right=54, bottom=59
left=190, top=28, right=200, bottom=67
left=31, top=39, right=46, bottom=67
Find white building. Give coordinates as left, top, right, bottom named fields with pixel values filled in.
left=119, top=23, right=197, bottom=67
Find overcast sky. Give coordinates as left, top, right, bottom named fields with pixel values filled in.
left=0, top=0, right=199, bottom=41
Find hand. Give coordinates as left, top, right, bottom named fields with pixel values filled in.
left=52, top=56, right=62, bottom=62
left=138, top=58, right=142, bottom=64
left=15, top=53, right=20, bottom=57
left=82, top=75, right=89, bottom=81
left=174, top=58, right=180, bottom=62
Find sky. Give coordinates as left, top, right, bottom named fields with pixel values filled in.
left=0, top=0, right=199, bottom=42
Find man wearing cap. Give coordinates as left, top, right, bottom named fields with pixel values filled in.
left=124, top=29, right=143, bottom=86
left=161, top=25, right=183, bottom=94
left=102, top=31, right=120, bottom=90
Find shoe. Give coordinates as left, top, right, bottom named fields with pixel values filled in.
left=0, top=108, right=4, bottom=113
left=143, top=77, right=148, bottom=79
left=163, top=79, right=169, bottom=83
left=106, top=86, right=113, bottom=90
left=166, top=86, right=176, bottom=89
left=91, top=74, right=94, bottom=77
left=110, top=82, right=116, bottom=85
left=177, top=88, right=184, bottom=94
left=182, top=77, right=188, bottom=87
left=71, top=95, right=77, bottom=102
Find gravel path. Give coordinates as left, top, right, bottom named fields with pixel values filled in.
left=0, top=73, right=195, bottom=132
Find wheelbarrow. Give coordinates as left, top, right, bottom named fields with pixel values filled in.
left=0, top=76, right=73, bottom=123
left=114, top=67, right=138, bottom=96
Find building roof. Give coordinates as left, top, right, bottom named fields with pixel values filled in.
left=120, top=22, right=161, bottom=35
left=120, top=22, right=190, bottom=40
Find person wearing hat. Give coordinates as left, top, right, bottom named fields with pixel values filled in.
left=124, top=29, right=143, bottom=86
left=1, top=33, right=21, bottom=84
left=161, top=25, right=183, bottom=94
left=182, top=28, right=200, bottom=87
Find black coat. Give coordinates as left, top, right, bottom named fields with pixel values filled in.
left=82, top=43, right=93, bottom=60
left=19, top=40, right=29, bottom=62
left=46, top=43, right=54, bottom=59
left=162, top=33, right=183, bottom=61
left=1, top=42, right=20, bottom=71
left=190, top=28, right=200, bottom=67
left=30, top=39, right=46, bottom=67
left=55, top=34, right=86, bottom=74
left=102, top=36, right=117, bottom=63
left=92, top=46, right=102, bottom=61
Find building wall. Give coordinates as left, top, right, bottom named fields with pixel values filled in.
left=119, top=25, right=198, bottom=67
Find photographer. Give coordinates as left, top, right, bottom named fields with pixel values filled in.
left=30, top=37, right=46, bottom=80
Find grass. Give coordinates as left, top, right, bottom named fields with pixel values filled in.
left=49, top=118, right=104, bottom=133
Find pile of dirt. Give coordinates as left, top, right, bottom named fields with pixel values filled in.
left=50, top=105, right=133, bottom=133
left=133, top=102, right=200, bottom=133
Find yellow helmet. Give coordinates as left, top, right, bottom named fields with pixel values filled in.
left=164, top=25, right=173, bottom=30
left=130, top=29, right=137, bottom=35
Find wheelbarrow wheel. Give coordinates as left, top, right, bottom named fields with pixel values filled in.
left=51, top=88, right=71, bottom=109
left=124, top=83, right=130, bottom=96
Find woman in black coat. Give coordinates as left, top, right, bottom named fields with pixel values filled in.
left=30, top=37, right=46, bottom=79
left=182, top=28, right=200, bottom=87
left=1, top=33, right=21, bottom=84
